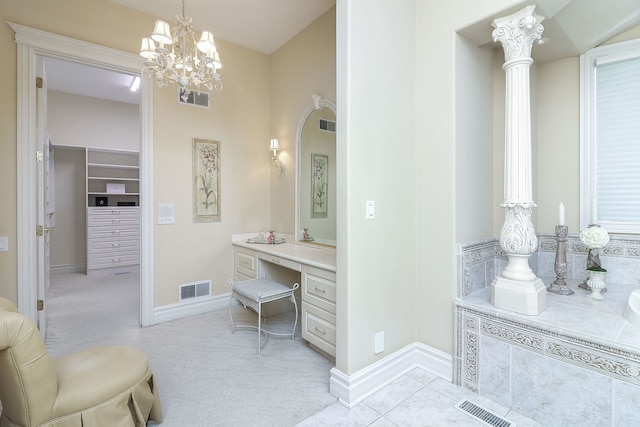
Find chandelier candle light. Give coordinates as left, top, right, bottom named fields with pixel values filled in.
left=140, top=0, right=222, bottom=100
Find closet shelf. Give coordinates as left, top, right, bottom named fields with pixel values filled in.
left=88, top=176, right=139, bottom=181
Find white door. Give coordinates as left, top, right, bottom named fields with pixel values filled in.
left=36, top=56, right=52, bottom=337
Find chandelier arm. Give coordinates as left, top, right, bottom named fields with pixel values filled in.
left=140, top=0, right=223, bottom=92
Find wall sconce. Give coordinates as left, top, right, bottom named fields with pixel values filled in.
left=269, top=138, right=285, bottom=174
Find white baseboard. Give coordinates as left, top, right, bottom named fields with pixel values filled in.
left=329, top=342, right=453, bottom=408
left=153, top=292, right=232, bottom=324
left=50, top=264, right=85, bottom=274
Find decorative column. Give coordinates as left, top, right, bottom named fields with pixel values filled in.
left=491, top=5, right=547, bottom=315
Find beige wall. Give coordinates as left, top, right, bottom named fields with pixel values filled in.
left=50, top=147, right=86, bottom=269
left=48, top=91, right=139, bottom=151
left=152, top=39, right=271, bottom=305
left=338, top=0, right=419, bottom=374
left=337, top=0, right=532, bottom=374
left=269, top=8, right=336, bottom=235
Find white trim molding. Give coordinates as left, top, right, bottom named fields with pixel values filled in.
left=153, top=293, right=233, bottom=324
left=329, top=342, right=453, bottom=408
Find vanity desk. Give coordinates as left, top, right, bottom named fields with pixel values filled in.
left=232, top=236, right=337, bottom=358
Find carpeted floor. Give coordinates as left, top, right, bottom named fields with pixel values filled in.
left=45, top=270, right=337, bottom=427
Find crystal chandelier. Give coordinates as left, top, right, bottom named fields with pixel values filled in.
left=139, top=0, right=222, bottom=99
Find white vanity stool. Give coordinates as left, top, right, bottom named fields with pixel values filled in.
left=228, top=277, right=300, bottom=355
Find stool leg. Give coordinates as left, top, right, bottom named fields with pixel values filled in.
left=228, top=279, right=235, bottom=333
left=291, top=295, right=298, bottom=342
left=257, top=299, right=262, bottom=356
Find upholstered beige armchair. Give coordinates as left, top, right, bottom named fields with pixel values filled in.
left=0, top=297, right=162, bottom=427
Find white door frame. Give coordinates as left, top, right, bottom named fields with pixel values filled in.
left=9, top=23, right=155, bottom=327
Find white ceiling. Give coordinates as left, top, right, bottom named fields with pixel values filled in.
left=45, top=0, right=640, bottom=105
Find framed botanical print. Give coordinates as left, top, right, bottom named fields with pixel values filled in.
left=193, top=138, right=221, bottom=222
left=311, top=153, right=328, bottom=218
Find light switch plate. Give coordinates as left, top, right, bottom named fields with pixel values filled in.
left=158, top=203, right=175, bottom=224
left=0, top=236, right=8, bottom=252
left=366, top=200, right=375, bottom=220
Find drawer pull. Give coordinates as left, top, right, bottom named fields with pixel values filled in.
left=314, top=326, right=327, bottom=335
left=112, top=258, right=121, bottom=263
left=111, top=210, right=120, bottom=214
left=271, top=257, right=280, bottom=264
left=112, top=230, right=121, bottom=235
left=112, top=243, right=120, bottom=247
left=314, top=286, right=326, bottom=294
left=112, top=219, right=120, bottom=224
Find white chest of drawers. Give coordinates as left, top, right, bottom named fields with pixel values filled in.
left=87, top=207, right=140, bottom=273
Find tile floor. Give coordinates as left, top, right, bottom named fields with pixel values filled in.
left=297, top=367, right=542, bottom=427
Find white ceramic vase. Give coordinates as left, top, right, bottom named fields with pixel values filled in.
left=586, top=270, right=607, bottom=300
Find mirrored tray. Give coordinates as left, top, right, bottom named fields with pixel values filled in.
left=246, top=237, right=286, bottom=245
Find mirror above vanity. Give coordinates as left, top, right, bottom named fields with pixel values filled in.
left=296, top=95, right=337, bottom=247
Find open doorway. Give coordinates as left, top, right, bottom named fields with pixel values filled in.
left=44, top=56, right=143, bottom=330
left=43, top=57, right=140, bottom=324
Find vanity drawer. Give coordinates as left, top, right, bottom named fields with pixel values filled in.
left=235, top=247, right=257, bottom=279
left=302, top=266, right=336, bottom=314
left=302, top=302, right=336, bottom=357
left=258, top=252, right=302, bottom=272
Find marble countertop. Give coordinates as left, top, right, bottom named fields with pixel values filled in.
left=457, top=277, right=640, bottom=356
left=232, top=238, right=336, bottom=272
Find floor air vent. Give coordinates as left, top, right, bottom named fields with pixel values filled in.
left=455, top=400, right=515, bottom=427
left=179, top=280, right=211, bottom=302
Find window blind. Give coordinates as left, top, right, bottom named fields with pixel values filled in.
left=595, top=56, right=640, bottom=226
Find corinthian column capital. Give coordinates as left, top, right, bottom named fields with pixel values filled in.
left=492, top=5, right=544, bottom=62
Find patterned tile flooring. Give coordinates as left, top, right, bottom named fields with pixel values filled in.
left=297, top=367, right=542, bottom=427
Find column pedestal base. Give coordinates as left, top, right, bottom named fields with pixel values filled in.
left=491, top=275, right=547, bottom=315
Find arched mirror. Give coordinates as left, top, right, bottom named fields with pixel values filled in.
left=296, top=95, right=337, bottom=247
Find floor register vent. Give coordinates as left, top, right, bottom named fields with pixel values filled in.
left=179, top=280, right=212, bottom=302
left=455, top=400, right=515, bottom=427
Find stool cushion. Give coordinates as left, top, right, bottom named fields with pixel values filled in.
left=233, top=279, right=293, bottom=302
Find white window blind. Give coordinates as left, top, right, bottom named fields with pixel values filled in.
left=581, top=38, right=640, bottom=233
left=595, top=57, right=640, bottom=227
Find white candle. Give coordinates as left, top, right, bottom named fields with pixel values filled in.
left=559, top=202, right=565, bottom=226
left=591, top=196, right=598, bottom=224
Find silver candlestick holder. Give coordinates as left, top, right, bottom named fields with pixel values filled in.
left=547, top=225, right=574, bottom=295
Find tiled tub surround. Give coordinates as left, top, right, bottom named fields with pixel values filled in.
left=455, top=235, right=640, bottom=427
